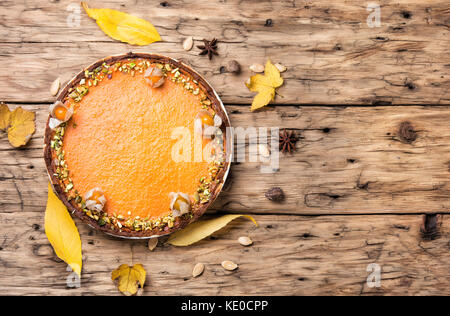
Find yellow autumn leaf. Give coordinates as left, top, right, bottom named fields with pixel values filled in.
left=82, top=2, right=161, bottom=46
left=167, top=215, right=258, bottom=246
left=45, top=183, right=82, bottom=276
left=0, top=103, right=11, bottom=131
left=0, top=104, right=35, bottom=148
left=7, top=107, right=36, bottom=148
left=246, top=60, right=284, bottom=111
left=111, top=264, right=146, bottom=296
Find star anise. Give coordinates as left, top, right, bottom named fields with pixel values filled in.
left=197, top=38, right=218, bottom=60
left=279, top=129, right=298, bottom=153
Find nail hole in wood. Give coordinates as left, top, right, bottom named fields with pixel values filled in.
left=375, top=36, right=389, bottom=41
left=300, top=232, right=316, bottom=239
left=357, top=180, right=370, bottom=190
left=405, top=81, right=416, bottom=90
left=402, top=11, right=412, bottom=19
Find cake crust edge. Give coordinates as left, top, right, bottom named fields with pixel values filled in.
left=43, top=52, right=232, bottom=239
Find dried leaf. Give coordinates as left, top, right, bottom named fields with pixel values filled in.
left=0, top=103, right=11, bottom=131
left=111, top=264, right=146, bottom=296
left=6, top=107, right=36, bottom=147
left=82, top=2, right=161, bottom=46
left=167, top=215, right=258, bottom=246
left=45, top=183, right=82, bottom=276
left=246, top=60, right=283, bottom=112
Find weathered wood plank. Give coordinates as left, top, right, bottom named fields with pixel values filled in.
left=1, top=104, right=449, bottom=215
left=0, top=212, right=448, bottom=295
left=0, top=0, right=449, bottom=104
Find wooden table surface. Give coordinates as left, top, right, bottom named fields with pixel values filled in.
left=0, top=0, right=449, bottom=296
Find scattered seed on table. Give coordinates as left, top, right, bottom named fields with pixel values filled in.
left=147, top=238, right=158, bottom=251
left=238, top=236, right=253, bottom=246
left=275, top=63, right=287, bottom=73
left=50, top=78, right=60, bottom=96
left=249, top=63, right=264, bottom=73
left=192, top=263, right=205, bottom=277
left=221, top=260, right=238, bottom=271
left=183, top=36, right=194, bottom=51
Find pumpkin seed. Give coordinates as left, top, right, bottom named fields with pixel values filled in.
left=249, top=63, right=264, bottom=73
left=50, top=78, right=60, bottom=96
left=147, top=238, right=158, bottom=251
left=183, top=36, right=194, bottom=51
left=192, top=262, right=205, bottom=277
left=275, top=63, right=287, bottom=73
left=221, top=260, right=238, bottom=271
left=238, top=236, right=253, bottom=246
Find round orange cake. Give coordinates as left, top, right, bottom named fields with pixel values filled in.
left=44, top=53, right=230, bottom=238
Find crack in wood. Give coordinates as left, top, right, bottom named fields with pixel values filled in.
left=12, top=180, right=23, bottom=212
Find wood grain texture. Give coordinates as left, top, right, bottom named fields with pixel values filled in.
left=0, top=0, right=449, bottom=104
left=0, top=212, right=448, bottom=295
left=1, top=104, right=449, bottom=215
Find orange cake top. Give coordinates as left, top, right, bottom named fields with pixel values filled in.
left=46, top=56, right=227, bottom=236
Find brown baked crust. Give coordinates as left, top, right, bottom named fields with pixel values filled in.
left=44, top=52, right=232, bottom=239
